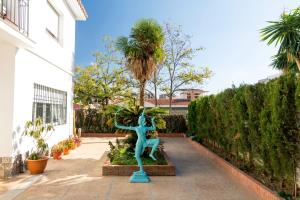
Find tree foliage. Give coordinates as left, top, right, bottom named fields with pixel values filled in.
left=261, top=7, right=300, bottom=72
left=162, top=23, right=212, bottom=113
left=116, top=19, right=165, bottom=106
left=74, top=36, right=131, bottom=108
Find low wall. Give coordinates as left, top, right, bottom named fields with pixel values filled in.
left=188, top=138, right=283, bottom=200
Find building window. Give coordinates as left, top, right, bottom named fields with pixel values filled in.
left=46, top=2, right=59, bottom=39
left=32, top=84, right=67, bottom=125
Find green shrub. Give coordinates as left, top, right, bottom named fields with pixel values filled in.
left=159, top=115, right=187, bottom=133
left=188, top=74, right=300, bottom=195
left=107, top=139, right=167, bottom=165
left=75, top=109, right=115, bottom=133
left=75, top=106, right=187, bottom=134
left=187, top=101, right=197, bottom=135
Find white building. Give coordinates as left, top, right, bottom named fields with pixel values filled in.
left=0, top=0, right=87, bottom=178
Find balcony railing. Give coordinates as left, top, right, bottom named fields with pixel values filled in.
left=0, top=0, right=29, bottom=36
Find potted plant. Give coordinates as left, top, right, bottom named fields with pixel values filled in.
left=62, top=140, right=70, bottom=155
left=69, top=138, right=76, bottom=150
left=51, top=144, right=63, bottom=160
left=23, top=118, right=54, bottom=174
left=74, top=136, right=81, bottom=147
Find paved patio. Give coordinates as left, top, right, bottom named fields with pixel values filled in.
left=0, top=137, right=260, bottom=200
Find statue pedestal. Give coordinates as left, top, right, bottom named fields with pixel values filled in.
left=130, top=171, right=150, bottom=183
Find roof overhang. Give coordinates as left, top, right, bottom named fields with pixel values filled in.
left=65, top=0, right=88, bottom=20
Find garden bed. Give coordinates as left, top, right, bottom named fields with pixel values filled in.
left=102, top=151, right=176, bottom=176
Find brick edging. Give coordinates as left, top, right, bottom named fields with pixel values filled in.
left=82, top=133, right=186, bottom=138
left=81, top=133, right=126, bottom=137
left=158, top=133, right=186, bottom=138
left=187, top=138, right=283, bottom=200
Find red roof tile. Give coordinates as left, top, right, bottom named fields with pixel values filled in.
left=145, top=98, right=190, bottom=106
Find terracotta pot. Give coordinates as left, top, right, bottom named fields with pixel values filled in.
left=27, top=157, right=48, bottom=175
left=63, top=148, right=70, bottom=155
left=52, top=152, right=62, bottom=160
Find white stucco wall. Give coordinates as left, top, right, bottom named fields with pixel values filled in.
left=9, top=0, right=77, bottom=157
left=0, top=0, right=77, bottom=159
left=12, top=48, right=74, bottom=157
left=28, top=0, right=76, bottom=74
left=0, top=42, right=17, bottom=157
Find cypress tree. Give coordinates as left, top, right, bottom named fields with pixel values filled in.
left=187, top=101, right=197, bottom=135
left=187, top=74, right=300, bottom=195
left=233, top=85, right=250, bottom=163
left=244, top=83, right=265, bottom=165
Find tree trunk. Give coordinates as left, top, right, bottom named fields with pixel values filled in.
left=168, top=82, right=173, bottom=114
left=139, top=81, right=146, bottom=107
left=283, top=67, right=289, bottom=75
left=153, top=71, right=158, bottom=107
left=295, top=57, right=300, bottom=72
left=293, top=160, right=297, bottom=199
left=154, top=84, right=158, bottom=107
left=105, top=98, right=109, bottom=107
left=249, top=151, right=254, bottom=167
left=168, top=94, right=172, bottom=114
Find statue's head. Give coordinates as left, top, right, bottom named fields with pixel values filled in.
left=138, top=110, right=146, bottom=126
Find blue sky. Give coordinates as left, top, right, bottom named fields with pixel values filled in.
left=75, top=0, right=299, bottom=94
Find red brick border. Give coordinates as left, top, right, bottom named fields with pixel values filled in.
left=82, top=133, right=126, bottom=137
left=82, top=133, right=186, bottom=138
left=102, top=151, right=176, bottom=176
left=188, top=138, right=283, bottom=200
left=158, top=133, right=185, bottom=138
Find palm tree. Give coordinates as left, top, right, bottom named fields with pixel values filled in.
left=116, top=19, right=165, bottom=106
left=261, top=8, right=300, bottom=72
left=271, top=51, right=298, bottom=73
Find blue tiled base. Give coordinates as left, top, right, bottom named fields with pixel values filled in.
left=130, top=171, right=150, bottom=183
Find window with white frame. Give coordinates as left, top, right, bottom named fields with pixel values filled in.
left=32, top=84, right=67, bottom=125
left=46, top=2, right=59, bottom=39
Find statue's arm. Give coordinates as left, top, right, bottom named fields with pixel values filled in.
left=114, top=116, right=135, bottom=131
left=147, top=117, right=156, bottom=131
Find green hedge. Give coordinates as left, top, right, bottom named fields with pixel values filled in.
left=75, top=109, right=115, bottom=133
left=159, top=115, right=187, bottom=133
left=75, top=110, right=187, bottom=134
left=188, top=74, right=300, bottom=195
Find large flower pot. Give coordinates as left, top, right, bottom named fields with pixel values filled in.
left=27, top=157, right=48, bottom=175
left=52, top=152, right=62, bottom=160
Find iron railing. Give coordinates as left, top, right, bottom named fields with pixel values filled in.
left=0, top=0, right=29, bottom=36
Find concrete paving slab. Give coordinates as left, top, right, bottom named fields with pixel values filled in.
left=2, top=137, right=261, bottom=200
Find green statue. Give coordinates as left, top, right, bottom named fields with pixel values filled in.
left=114, top=109, right=160, bottom=183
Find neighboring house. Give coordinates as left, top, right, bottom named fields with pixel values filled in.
left=178, top=88, right=207, bottom=101
left=148, top=89, right=207, bottom=115
left=145, top=98, right=190, bottom=115
left=0, top=0, right=87, bottom=178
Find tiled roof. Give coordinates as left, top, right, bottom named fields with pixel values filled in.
left=145, top=98, right=190, bottom=106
